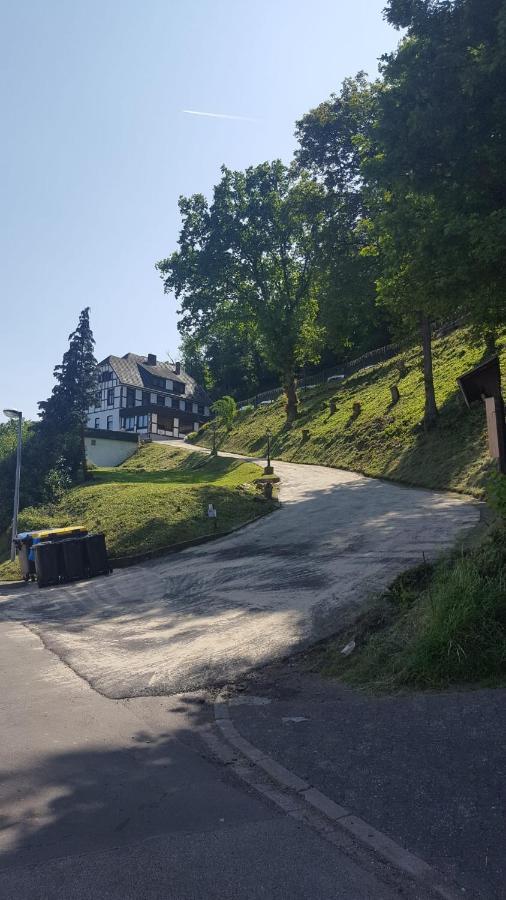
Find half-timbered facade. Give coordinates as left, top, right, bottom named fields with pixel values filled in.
left=87, top=353, right=211, bottom=439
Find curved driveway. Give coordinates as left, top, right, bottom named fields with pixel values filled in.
left=0, top=450, right=480, bottom=698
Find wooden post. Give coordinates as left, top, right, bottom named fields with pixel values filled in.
left=484, top=396, right=506, bottom=475
left=329, top=398, right=337, bottom=415
left=390, top=385, right=400, bottom=405
left=352, top=402, right=361, bottom=420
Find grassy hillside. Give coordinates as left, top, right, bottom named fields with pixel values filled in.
left=0, top=444, right=273, bottom=582
left=308, top=525, right=506, bottom=690
left=192, top=326, right=506, bottom=498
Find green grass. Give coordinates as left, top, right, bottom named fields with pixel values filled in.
left=192, top=326, right=506, bottom=498
left=309, top=528, right=506, bottom=690
left=0, top=444, right=274, bottom=582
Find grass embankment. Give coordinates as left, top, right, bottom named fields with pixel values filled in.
left=308, top=528, right=506, bottom=690
left=191, top=325, right=506, bottom=688
left=0, top=444, right=274, bottom=582
left=192, top=326, right=506, bottom=498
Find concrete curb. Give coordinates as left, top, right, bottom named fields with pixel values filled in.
left=112, top=503, right=280, bottom=568
left=213, top=692, right=462, bottom=900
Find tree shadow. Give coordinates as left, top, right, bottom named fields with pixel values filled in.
left=389, top=386, right=493, bottom=494
left=0, top=472, right=479, bottom=702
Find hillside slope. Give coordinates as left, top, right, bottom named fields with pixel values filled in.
left=0, top=445, right=272, bottom=582
left=193, top=326, right=506, bottom=498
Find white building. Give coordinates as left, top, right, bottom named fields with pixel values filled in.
left=86, top=352, right=211, bottom=439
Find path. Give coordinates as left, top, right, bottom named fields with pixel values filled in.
left=0, top=448, right=479, bottom=697
left=0, top=621, right=428, bottom=899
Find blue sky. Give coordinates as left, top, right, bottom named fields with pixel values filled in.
left=1, top=0, right=398, bottom=419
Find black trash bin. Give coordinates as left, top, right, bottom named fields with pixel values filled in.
left=34, top=542, right=61, bottom=588
left=84, top=533, right=110, bottom=577
left=60, top=538, right=86, bottom=582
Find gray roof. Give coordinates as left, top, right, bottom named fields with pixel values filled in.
left=100, top=353, right=210, bottom=403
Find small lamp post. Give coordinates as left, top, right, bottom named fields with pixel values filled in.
left=3, top=408, right=22, bottom=561
left=264, top=427, right=274, bottom=475
left=210, top=421, right=218, bottom=457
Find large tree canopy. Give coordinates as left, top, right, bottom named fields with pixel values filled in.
left=157, top=161, right=327, bottom=423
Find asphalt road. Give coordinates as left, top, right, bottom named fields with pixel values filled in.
left=0, top=454, right=481, bottom=897
left=0, top=451, right=479, bottom=698
left=0, top=621, right=424, bottom=899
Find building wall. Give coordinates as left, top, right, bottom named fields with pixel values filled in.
left=85, top=435, right=138, bottom=467
left=87, top=358, right=210, bottom=435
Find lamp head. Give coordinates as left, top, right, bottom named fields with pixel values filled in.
left=3, top=409, right=22, bottom=420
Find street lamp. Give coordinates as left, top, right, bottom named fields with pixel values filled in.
left=264, top=428, right=274, bottom=475
left=3, top=409, right=22, bottom=561
left=210, top=421, right=218, bottom=457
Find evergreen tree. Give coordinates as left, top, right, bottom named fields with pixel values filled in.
left=39, top=307, right=97, bottom=480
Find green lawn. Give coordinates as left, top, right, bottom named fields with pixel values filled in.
left=192, top=326, right=506, bottom=498
left=0, top=445, right=274, bottom=582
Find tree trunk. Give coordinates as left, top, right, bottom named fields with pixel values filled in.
left=485, top=330, right=497, bottom=356
left=283, top=373, right=298, bottom=427
left=419, top=313, right=438, bottom=431
left=80, top=421, right=89, bottom=481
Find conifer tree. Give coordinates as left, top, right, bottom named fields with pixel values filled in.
left=39, top=307, right=97, bottom=480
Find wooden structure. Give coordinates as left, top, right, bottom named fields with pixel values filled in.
left=457, top=356, right=506, bottom=474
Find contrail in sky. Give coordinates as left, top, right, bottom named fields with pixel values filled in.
left=183, top=109, right=258, bottom=122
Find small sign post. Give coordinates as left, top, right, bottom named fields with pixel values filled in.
left=457, top=356, right=506, bottom=475
left=208, top=503, right=218, bottom=532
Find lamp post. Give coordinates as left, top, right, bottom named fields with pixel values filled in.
left=264, top=428, right=274, bottom=475
left=3, top=408, right=22, bottom=561
left=210, top=421, right=218, bottom=457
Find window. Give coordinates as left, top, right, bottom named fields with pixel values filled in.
left=185, top=401, right=193, bottom=412
left=122, top=416, right=135, bottom=431
left=106, top=415, right=113, bottom=430
left=136, top=414, right=148, bottom=429
left=142, top=391, right=150, bottom=406
left=94, top=391, right=101, bottom=409
left=198, top=404, right=204, bottom=416
left=126, top=388, right=135, bottom=407
left=156, top=394, right=165, bottom=406
left=107, top=388, right=114, bottom=407
left=94, top=418, right=100, bottom=429
left=172, top=380, right=185, bottom=394
left=100, top=370, right=113, bottom=382
left=171, top=397, right=179, bottom=409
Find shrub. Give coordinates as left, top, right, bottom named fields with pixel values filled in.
left=211, top=396, right=237, bottom=430
left=401, top=541, right=506, bottom=686
left=488, top=472, right=506, bottom=519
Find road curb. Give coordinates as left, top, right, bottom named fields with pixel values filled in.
left=213, top=691, right=462, bottom=900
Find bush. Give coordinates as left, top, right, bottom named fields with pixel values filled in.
left=402, top=538, right=506, bottom=686
left=211, top=396, right=237, bottom=429
left=186, top=431, right=198, bottom=442
left=238, top=404, right=254, bottom=414
left=488, top=472, right=506, bottom=519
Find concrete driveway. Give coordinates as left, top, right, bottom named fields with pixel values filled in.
left=0, top=452, right=479, bottom=698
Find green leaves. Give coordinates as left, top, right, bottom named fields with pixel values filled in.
left=158, top=161, right=328, bottom=420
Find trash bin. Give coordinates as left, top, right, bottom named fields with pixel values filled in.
left=34, top=542, right=61, bottom=588
left=84, top=533, right=110, bottom=577
left=60, top=538, right=86, bottom=582
left=15, top=532, right=37, bottom=582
